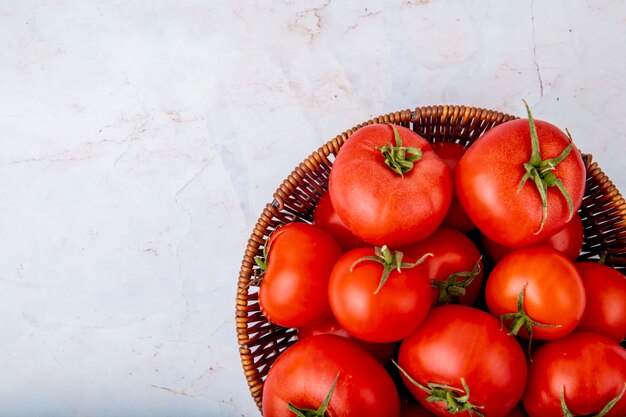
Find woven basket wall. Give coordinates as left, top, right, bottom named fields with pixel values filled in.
left=235, top=105, right=626, bottom=412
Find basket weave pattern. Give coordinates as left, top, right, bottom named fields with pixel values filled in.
left=235, top=105, right=626, bottom=411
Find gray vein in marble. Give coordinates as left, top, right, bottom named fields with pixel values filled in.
left=5, top=153, right=90, bottom=165
left=345, top=8, right=382, bottom=32
left=530, top=0, right=544, bottom=97
left=114, top=114, right=150, bottom=164
left=149, top=384, right=195, bottom=397
left=173, top=157, right=213, bottom=342
left=206, top=114, right=255, bottom=225
left=288, top=0, right=331, bottom=43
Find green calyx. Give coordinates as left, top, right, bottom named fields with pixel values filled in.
left=250, top=243, right=270, bottom=286
left=431, top=257, right=482, bottom=305
left=254, top=242, right=270, bottom=272
left=393, top=360, right=485, bottom=417
left=287, top=372, right=339, bottom=417
left=500, top=283, right=560, bottom=353
left=518, top=100, right=575, bottom=235
left=378, top=124, right=423, bottom=176
left=351, top=246, right=432, bottom=295
left=560, top=382, right=626, bottom=417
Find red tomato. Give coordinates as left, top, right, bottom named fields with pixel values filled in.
left=312, top=191, right=367, bottom=251
left=523, top=332, right=626, bottom=417
left=400, top=227, right=483, bottom=306
left=297, top=315, right=397, bottom=364
left=258, top=223, right=342, bottom=328
left=431, top=142, right=475, bottom=232
left=576, top=262, right=626, bottom=342
left=329, top=123, right=452, bottom=247
left=481, top=213, right=583, bottom=263
left=328, top=246, right=432, bottom=342
left=485, top=246, right=586, bottom=340
left=262, top=334, right=400, bottom=417
left=455, top=105, right=585, bottom=247
left=398, top=305, right=527, bottom=417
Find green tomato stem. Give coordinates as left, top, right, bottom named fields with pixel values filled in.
left=431, top=257, right=482, bottom=305
left=377, top=124, right=423, bottom=176
left=393, top=360, right=485, bottom=416
left=500, top=282, right=561, bottom=355
left=518, top=100, right=575, bottom=235
left=287, top=372, right=340, bottom=417
left=560, top=382, right=626, bottom=417
left=351, top=246, right=431, bottom=295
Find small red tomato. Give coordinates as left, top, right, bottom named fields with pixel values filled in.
left=398, top=305, right=527, bottom=417
left=485, top=246, right=586, bottom=341
left=262, top=335, right=400, bottom=417
left=523, top=332, right=626, bottom=417
left=401, top=227, right=483, bottom=306
left=481, top=212, right=583, bottom=263
left=312, top=191, right=367, bottom=251
left=576, top=262, right=626, bottom=342
left=258, top=223, right=342, bottom=328
left=297, top=315, right=397, bottom=364
left=328, top=246, right=432, bottom=343
left=456, top=102, right=585, bottom=247
left=329, top=123, right=452, bottom=247
left=431, top=142, right=475, bottom=233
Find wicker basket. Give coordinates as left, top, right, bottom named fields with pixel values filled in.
left=235, top=105, right=626, bottom=412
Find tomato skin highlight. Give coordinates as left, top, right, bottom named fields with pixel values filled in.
left=398, top=305, right=527, bottom=417
left=431, top=142, right=475, bottom=233
left=328, top=247, right=432, bottom=343
left=262, top=334, right=401, bottom=417
left=313, top=191, right=367, bottom=251
left=258, top=223, right=343, bottom=328
left=576, top=262, right=626, bottom=342
left=329, top=123, right=453, bottom=247
left=455, top=118, right=585, bottom=247
left=297, top=315, right=397, bottom=364
left=481, top=212, right=583, bottom=263
left=485, top=246, right=586, bottom=340
left=522, top=332, right=626, bottom=417
left=400, top=227, right=484, bottom=306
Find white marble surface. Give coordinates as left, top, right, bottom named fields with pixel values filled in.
left=1, top=1, right=625, bottom=416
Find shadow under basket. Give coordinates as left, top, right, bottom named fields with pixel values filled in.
left=235, top=105, right=626, bottom=412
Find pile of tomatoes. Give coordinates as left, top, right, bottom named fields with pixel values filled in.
left=255, top=104, right=626, bottom=417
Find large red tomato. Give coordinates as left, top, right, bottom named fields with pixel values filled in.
left=262, top=334, right=400, bottom=417
left=455, top=103, right=585, bottom=247
left=398, top=305, right=527, bottom=417
left=481, top=212, right=583, bottom=263
left=313, top=191, right=367, bottom=251
left=328, top=246, right=432, bottom=342
left=297, top=315, right=397, bottom=364
left=400, top=227, right=483, bottom=306
left=258, top=223, right=342, bottom=328
left=523, top=332, right=626, bottom=417
left=329, top=123, right=452, bottom=247
left=485, top=246, right=585, bottom=341
left=576, top=262, right=626, bottom=342
left=431, top=142, right=475, bottom=233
